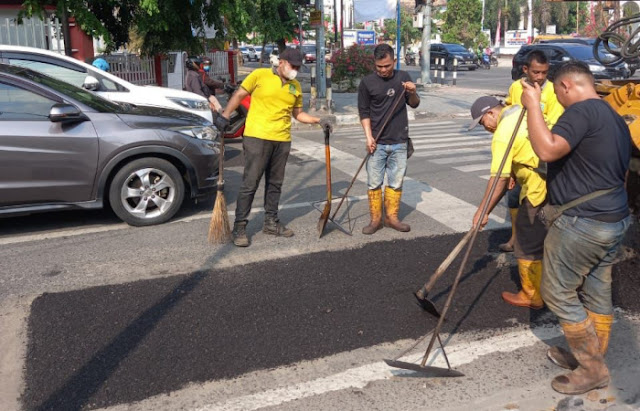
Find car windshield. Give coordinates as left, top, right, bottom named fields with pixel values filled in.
left=4, top=65, right=125, bottom=113
left=444, top=44, right=467, bottom=53
left=565, top=46, right=599, bottom=61
left=302, top=46, right=315, bottom=54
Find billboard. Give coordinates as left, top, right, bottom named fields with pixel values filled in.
left=343, top=29, right=376, bottom=48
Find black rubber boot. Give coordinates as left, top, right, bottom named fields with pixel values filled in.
left=263, top=217, right=294, bottom=237
left=232, top=222, right=250, bottom=247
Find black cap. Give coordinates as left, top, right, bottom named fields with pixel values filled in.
left=468, top=96, right=502, bottom=130
left=279, top=48, right=303, bottom=67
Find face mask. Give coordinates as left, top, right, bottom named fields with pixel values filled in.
left=285, top=68, right=298, bottom=80
left=203, top=65, right=210, bottom=72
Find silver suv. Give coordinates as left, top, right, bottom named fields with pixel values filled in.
left=0, top=64, right=220, bottom=226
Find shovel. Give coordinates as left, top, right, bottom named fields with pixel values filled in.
left=413, top=230, right=473, bottom=318
left=317, top=126, right=332, bottom=237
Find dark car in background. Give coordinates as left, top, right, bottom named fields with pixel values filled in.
left=536, top=37, right=640, bottom=76
left=0, top=64, right=220, bottom=226
left=302, top=45, right=316, bottom=64
left=511, top=43, right=631, bottom=81
left=260, top=44, right=279, bottom=64
left=430, top=43, right=477, bottom=71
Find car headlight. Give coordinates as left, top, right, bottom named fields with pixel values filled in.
left=168, top=97, right=209, bottom=111
left=172, top=126, right=219, bottom=141
left=588, top=64, right=605, bottom=72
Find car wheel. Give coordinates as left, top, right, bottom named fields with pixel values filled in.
left=446, top=60, right=453, bottom=71
left=109, top=158, right=185, bottom=226
left=631, top=69, right=636, bottom=77
left=469, top=66, right=476, bottom=71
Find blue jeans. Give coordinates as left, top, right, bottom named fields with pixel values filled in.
left=541, top=214, right=631, bottom=324
left=366, top=143, right=408, bottom=190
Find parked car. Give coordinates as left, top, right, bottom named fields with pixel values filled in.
left=261, top=45, right=279, bottom=64
left=536, top=37, right=640, bottom=77
left=0, top=64, right=220, bottom=226
left=511, top=43, right=631, bottom=81
left=0, top=45, right=213, bottom=122
left=240, top=46, right=258, bottom=62
left=429, top=43, right=477, bottom=71
left=302, top=45, right=316, bottom=64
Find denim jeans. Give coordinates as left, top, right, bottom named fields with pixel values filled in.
left=541, top=214, right=631, bottom=324
left=366, top=143, right=408, bottom=190
left=235, top=136, right=291, bottom=224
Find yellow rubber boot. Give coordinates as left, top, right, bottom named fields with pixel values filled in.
left=362, top=188, right=383, bottom=235
left=587, top=309, right=614, bottom=354
left=384, top=187, right=410, bottom=232
left=501, top=259, right=544, bottom=309
left=548, top=310, right=614, bottom=370
left=551, top=318, right=609, bottom=395
left=499, top=208, right=518, bottom=252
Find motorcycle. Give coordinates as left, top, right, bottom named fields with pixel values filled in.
left=490, top=54, right=499, bottom=67
left=478, top=53, right=491, bottom=69
left=405, top=51, right=418, bottom=66
left=213, top=82, right=251, bottom=139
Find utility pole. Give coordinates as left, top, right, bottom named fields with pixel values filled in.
left=396, top=0, right=401, bottom=70
left=420, top=1, right=432, bottom=84
left=316, top=0, right=327, bottom=98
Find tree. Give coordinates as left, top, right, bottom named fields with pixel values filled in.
left=441, top=0, right=483, bottom=48
left=381, top=7, right=422, bottom=49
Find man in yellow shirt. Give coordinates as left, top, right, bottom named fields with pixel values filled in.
left=219, top=48, right=333, bottom=247
left=498, top=50, right=564, bottom=253
left=469, top=96, right=548, bottom=309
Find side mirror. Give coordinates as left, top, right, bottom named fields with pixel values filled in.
left=561, top=56, right=571, bottom=62
left=83, top=75, right=100, bottom=91
left=49, top=103, right=88, bottom=123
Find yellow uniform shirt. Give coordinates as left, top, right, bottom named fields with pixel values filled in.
left=241, top=68, right=304, bottom=142
left=506, top=80, right=564, bottom=128
left=490, top=105, right=547, bottom=207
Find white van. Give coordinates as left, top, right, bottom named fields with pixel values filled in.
left=0, top=46, right=213, bottom=122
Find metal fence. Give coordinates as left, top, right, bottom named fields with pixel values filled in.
left=103, top=54, right=157, bottom=86
left=0, top=17, right=65, bottom=52
left=205, top=50, right=230, bottom=79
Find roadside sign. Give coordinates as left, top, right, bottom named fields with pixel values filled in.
left=310, top=10, right=322, bottom=28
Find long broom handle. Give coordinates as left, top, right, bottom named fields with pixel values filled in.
left=330, top=88, right=407, bottom=221
left=420, top=107, right=527, bottom=367
left=419, top=230, right=473, bottom=295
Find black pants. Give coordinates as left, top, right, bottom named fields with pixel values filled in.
left=235, top=136, right=291, bottom=224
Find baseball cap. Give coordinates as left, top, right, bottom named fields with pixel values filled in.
left=468, top=96, right=502, bottom=130
left=279, top=48, right=303, bottom=67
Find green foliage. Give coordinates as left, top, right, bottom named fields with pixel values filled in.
left=441, top=0, right=483, bottom=48
left=381, top=8, right=422, bottom=47
left=329, top=44, right=375, bottom=90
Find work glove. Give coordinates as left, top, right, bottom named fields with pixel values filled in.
left=213, top=113, right=230, bottom=132
left=319, top=115, right=336, bottom=133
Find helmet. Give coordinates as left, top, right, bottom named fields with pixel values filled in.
left=92, top=57, right=110, bottom=72
left=186, top=56, right=202, bottom=71
left=201, top=56, right=212, bottom=65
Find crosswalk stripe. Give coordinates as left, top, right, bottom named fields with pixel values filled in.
left=410, top=135, right=489, bottom=143
left=431, top=154, right=492, bottom=164
left=454, top=164, right=490, bottom=172
left=412, top=147, right=492, bottom=157
left=411, top=140, right=490, bottom=150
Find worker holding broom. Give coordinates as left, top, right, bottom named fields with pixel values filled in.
left=214, top=48, right=334, bottom=247
left=499, top=50, right=564, bottom=253
left=468, top=96, right=548, bottom=310
left=358, top=44, right=420, bottom=235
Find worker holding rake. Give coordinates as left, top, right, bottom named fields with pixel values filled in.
left=357, top=44, right=420, bottom=235
left=468, top=96, right=548, bottom=310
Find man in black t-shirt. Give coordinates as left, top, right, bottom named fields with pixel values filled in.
left=357, top=44, right=420, bottom=234
left=522, top=62, right=631, bottom=395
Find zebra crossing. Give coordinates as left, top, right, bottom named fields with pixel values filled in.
left=335, top=120, right=494, bottom=180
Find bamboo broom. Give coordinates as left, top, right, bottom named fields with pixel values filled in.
left=208, top=131, right=232, bottom=244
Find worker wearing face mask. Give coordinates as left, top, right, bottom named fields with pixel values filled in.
left=216, top=47, right=334, bottom=247
left=200, top=56, right=225, bottom=96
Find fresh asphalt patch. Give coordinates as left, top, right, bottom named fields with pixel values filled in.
left=22, top=227, right=640, bottom=410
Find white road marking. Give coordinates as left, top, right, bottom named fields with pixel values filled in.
left=412, top=147, right=492, bottom=158
left=410, top=135, right=489, bottom=143
left=431, top=154, right=493, bottom=164
left=410, top=140, right=490, bottom=150
left=454, top=164, right=490, bottom=172
left=192, top=325, right=563, bottom=411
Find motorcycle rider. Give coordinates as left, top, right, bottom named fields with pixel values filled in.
left=184, top=56, right=222, bottom=112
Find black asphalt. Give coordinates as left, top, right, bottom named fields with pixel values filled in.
left=23, top=226, right=640, bottom=411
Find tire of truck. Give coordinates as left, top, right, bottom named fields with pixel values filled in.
left=108, top=158, right=185, bottom=226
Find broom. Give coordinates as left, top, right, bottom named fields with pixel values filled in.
left=208, top=130, right=232, bottom=244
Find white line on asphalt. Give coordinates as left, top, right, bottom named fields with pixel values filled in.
left=454, top=164, right=490, bottom=172
left=192, top=325, right=563, bottom=411
left=292, top=139, right=506, bottom=231
left=411, top=140, right=490, bottom=150
left=0, top=196, right=368, bottom=246
left=430, top=154, right=493, bottom=165
left=409, top=135, right=489, bottom=143
left=412, top=147, right=492, bottom=158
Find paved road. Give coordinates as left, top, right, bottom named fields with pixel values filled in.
left=1, top=118, right=639, bottom=411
